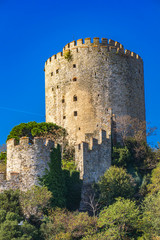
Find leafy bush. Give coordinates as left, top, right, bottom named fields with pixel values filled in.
left=112, top=146, right=131, bottom=167
left=124, top=137, right=156, bottom=171
left=6, top=212, right=21, bottom=222
left=0, top=151, right=7, bottom=172
left=64, top=50, right=72, bottom=61
left=7, top=121, right=66, bottom=142
left=98, top=197, right=141, bottom=240
left=0, top=218, right=39, bottom=240
left=0, top=152, right=6, bottom=161
left=98, top=166, right=135, bottom=206
left=40, top=209, right=97, bottom=240
left=147, top=162, right=160, bottom=195
left=141, top=192, right=160, bottom=239
left=20, top=186, right=52, bottom=220
left=0, top=190, right=22, bottom=216
left=0, top=210, right=7, bottom=224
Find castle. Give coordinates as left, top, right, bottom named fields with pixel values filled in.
left=0, top=37, right=145, bottom=208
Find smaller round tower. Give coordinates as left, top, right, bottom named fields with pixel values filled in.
left=6, top=137, right=54, bottom=190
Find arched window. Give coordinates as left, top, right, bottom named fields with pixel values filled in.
left=73, top=95, right=77, bottom=101
left=73, top=77, right=77, bottom=82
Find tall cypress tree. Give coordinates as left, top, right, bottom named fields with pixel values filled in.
left=40, top=145, right=66, bottom=208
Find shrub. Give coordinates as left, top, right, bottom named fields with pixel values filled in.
left=98, top=197, right=141, bottom=239
left=98, top=166, right=135, bottom=206
left=40, top=209, right=97, bottom=240
left=141, top=192, right=160, bottom=239
left=7, top=121, right=66, bottom=142
left=64, top=51, right=72, bottom=61
left=147, top=162, right=160, bottom=195
left=20, top=185, right=52, bottom=220
left=112, top=146, right=131, bottom=167
left=0, top=189, right=22, bottom=216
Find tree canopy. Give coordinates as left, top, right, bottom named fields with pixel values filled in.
left=7, top=121, right=66, bottom=142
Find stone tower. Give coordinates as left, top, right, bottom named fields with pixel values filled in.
left=45, top=37, right=145, bottom=145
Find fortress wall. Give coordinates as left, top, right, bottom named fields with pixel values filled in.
left=45, top=37, right=145, bottom=145
left=6, top=137, right=54, bottom=190
left=75, top=129, right=111, bottom=183
left=75, top=129, right=111, bottom=212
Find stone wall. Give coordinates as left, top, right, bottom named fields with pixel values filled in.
left=45, top=37, right=145, bottom=145
left=75, top=129, right=111, bottom=212
left=0, top=173, right=19, bottom=193
left=3, top=137, right=54, bottom=191
left=75, top=129, right=111, bottom=183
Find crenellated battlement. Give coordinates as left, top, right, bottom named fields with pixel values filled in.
left=7, top=137, right=54, bottom=149
left=80, top=129, right=110, bottom=152
left=75, top=129, right=111, bottom=183
left=45, top=37, right=142, bottom=66
left=6, top=137, right=55, bottom=190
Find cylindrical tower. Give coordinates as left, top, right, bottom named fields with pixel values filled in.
left=45, top=37, right=145, bottom=145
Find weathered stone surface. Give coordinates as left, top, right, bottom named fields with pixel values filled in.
left=75, top=129, right=111, bottom=211
left=3, top=137, right=55, bottom=191
left=45, top=37, right=145, bottom=146
left=75, top=129, right=111, bottom=183
left=0, top=37, right=145, bottom=205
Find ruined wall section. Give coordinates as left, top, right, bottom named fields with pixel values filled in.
left=45, top=37, right=145, bottom=145
left=75, top=129, right=111, bottom=183
left=5, top=137, right=54, bottom=191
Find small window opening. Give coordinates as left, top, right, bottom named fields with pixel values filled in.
left=52, top=87, right=54, bottom=91
left=73, top=64, right=76, bottom=68
left=78, top=144, right=81, bottom=150
left=73, top=95, right=77, bottom=101
left=63, top=116, right=66, bottom=119
left=74, top=111, right=77, bottom=116
left=51, top=72, right=53, bottom=76
left=57, top=86, right=59, bottom=89
left=95, top=72, right=96, bottom=76
left=56, top=69, right=59, bottom=74
left=79, top=127, right=81, bottom=130
left=73, top=77, right=77, bottom=82
left=62, top=99, right=65, bottom=103
left=97, top=124, right=98, bottom=127
left=98, top=94, right=99, bottom=97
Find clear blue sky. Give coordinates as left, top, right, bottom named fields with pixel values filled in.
left=0, top=0, right=159, bottom=147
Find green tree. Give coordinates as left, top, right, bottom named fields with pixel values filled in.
left=0, top=219, right=39, bottom=240
left=0, top=219, right=22, bottom=240
left=98, top=166, right=135, bottom=206
left=98, top=197, right=141, bottom=240
left=0, top=190, right=22, bottom=216
left=0, top=210, right=7, bottom=224
left=40, top=145, right=66, bottom=208
left=7, top=121, right=66, bottom=142
left=147, top=162, right=160, bottom=195
left=141, top=192, right=160, bottom=239
left=40, top=208, right=97, bottom=240
left=112, top=146, right=131, bottom=167
left=20, top=185, right=52, bottom=220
